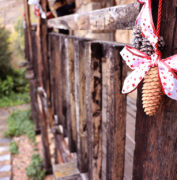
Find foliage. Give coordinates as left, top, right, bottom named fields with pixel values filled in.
left=10, top=141, right=19, bottom=155
left=0, top=76, right=14, bottom=96
left=26, top=154, right=46, bottom=180
left=0, top=69, right=30, bottom=108
left=4, top=109, right=35, bottom=143
left=0, top=24, right=12, bottom=79
left=10, top=17, right=25, bottom=59
left=0, top=92, right=30, bottom=108
left=0, top=70, right=29, bottom=95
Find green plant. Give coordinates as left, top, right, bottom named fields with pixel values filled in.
left=10, top=141, right=19, bottom=155
left=26, top=154, right=46, bottom=180
left=0, top=76, right=14, bottom=95
left=0, top=24, right=12, bottom=79
left=5, top=109, right=35, bottom=143
left=0, top=92, right=30, bottom=108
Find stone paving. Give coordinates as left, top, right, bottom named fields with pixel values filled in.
left=0, top=108, right=12, bottom=180
left=0, top=139, right=11, bottom=180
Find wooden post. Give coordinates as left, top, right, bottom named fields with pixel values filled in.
left=133, top=0, right=177, bottom=179
left=35, top=0, right=52, bottom=173
left=24, top=0, right=33, bottom=62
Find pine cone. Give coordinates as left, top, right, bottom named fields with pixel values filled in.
left=142, top=67, right=163, bottom=116
left=132, top=26, right=165, bottom=116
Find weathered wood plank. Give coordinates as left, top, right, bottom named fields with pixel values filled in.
left=59, top=36, right=68, bottom=137
left=101, top=45, right=126, bottom=180
left=48, top=3, right=139, bottom=31
left=133, top=0, right=177, bottom=179
left=65, top=38, right=77, bottom=152
left=51, top=34, right=63, bottom=125
left=74, top=40, right=89, bottom=172
left=86, top=43, right=103, bottom=180
left=48, top=34, right=58, bottom=124
left=24, top=0, right=33, bottom=62
left=86, top=41, right=126, bottom=180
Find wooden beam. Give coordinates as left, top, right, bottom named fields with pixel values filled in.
left=48, top=3, right=139, bottom=31
left=24, top=0, right=33, bottom=62
left=133, top=0, right=177, bottom=179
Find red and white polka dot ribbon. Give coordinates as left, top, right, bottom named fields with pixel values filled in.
left=121, top=0, right=177, bottom=100
left=28, top=0, right=46, bottom=19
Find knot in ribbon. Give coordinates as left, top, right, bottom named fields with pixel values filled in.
left=121, top=0, right=177, bottom=100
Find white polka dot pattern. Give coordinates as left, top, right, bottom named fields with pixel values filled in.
left=163, top=55, right=177, bottom=71
left=122, top=63, right=150, bottom=94
left=136, top=0, right=158, bottom=47
left=159, top=61, right=177, bottom=100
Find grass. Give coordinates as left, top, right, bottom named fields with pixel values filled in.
left=26, top=153, right=46, bottom=180
left=4, top=109, right=35, bottom=143
left=0, top=92, right=30, bottom=108
left=10, top=140, right=19, bottom=155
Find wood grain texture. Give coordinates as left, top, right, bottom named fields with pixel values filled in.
left=48, top=3, right=139, bottom=31
left=34, top=0, right=52, bottom=173
left=59, top=36, right=68, bottom=137
left=74, top=40, right=89, bottom=172
left=87, top=43, right=103, bottom=180
left=86, top=41, right=126, bottom=180
left=101, top=44, right=126, bottom=180
left=65, top=38, right=77, bottom=152
left=133, top=1, right=177, bottom=179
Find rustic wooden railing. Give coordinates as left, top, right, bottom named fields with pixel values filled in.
left=26, top=29, right=127, bottom=179
left=24, top=0, right=177, bottom=180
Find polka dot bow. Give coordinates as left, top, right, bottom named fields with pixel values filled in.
left=121, top=0, right=177, bottom=100
left=28, top=0, right=46, bottom=19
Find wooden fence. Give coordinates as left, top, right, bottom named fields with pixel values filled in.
left=24, top=1, right=177, bottom=179
left=26, top=29, right=127, bottom=179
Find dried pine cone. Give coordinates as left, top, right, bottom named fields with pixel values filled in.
left=132, top=26, right=165, bottom=116
left=132, top=26, right=165, bottom=56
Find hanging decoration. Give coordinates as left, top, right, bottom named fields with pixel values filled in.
left=28, top=0, right=46, bottom=19
left=120, top=0, right=177, bottom=116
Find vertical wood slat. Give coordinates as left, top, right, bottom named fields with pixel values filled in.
left=87, top=43, right=103, bottom=180
left=53, top=35, right=63, bottom=125
left=59, top=36, right=68, bottom=136
left=86, top=42, right=126, bottom=180
left=49, top=34, right=61, bottom=122
left=101, top=45, right=126, bottom=180
left=34, top=0, right=52, bottom=172
left=133, top=0, right=177, bottom=179
left=29, top=30, right=40, bottom=132
left=48, top=34, right=57, bottom=123
left=65, top=38, right=77, bottom=152
left=74, top=39, right=89, bottom=172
